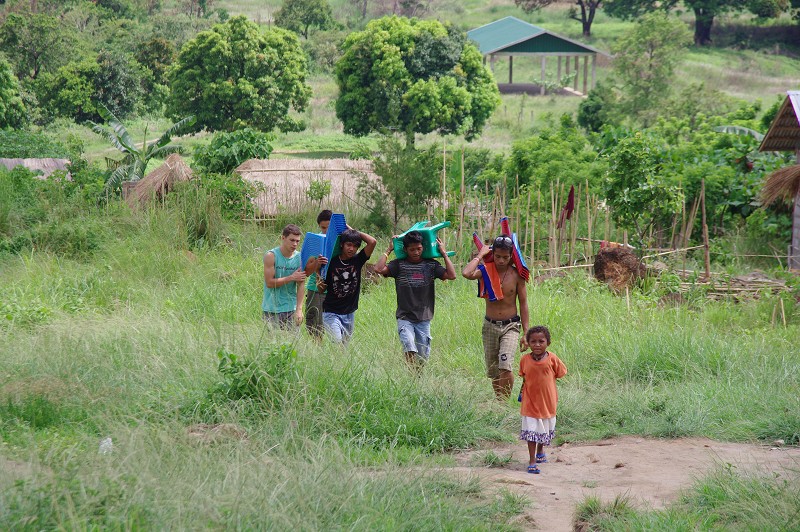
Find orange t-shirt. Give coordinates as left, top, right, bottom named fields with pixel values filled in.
left=519, top=351, right=567, bottom=419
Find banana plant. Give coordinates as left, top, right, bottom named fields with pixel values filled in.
left=91, top=105, right=195, bottom=190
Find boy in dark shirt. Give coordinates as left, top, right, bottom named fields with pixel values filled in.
left=316, top=227, right=377, bottom=344
left=374, top=231, right=456, bottom=369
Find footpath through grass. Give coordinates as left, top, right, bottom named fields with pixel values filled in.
left=0, top=212, right=798, bottom=528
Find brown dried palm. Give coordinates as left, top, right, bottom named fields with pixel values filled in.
left=760, top=164, right=800, bottom=206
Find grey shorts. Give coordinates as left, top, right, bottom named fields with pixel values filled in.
left=481, top=317, right=521, bottom=379
left=304, top=290, right=325, bottom=338
left=263, top=311, right=295, bottom=329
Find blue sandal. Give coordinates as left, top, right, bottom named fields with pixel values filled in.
left=527, top=464, right=540, bottom=474
left=535, top=453, right=547, bottom=463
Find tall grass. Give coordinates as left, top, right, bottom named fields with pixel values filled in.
left=1, top=207, right=798, bottom=527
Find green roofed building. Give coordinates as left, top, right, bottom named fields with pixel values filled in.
left=467, top=16, right=609, bottom=96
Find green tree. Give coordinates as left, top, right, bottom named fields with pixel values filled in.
left=136, top=37, right=176, bottom=86
left=370, top=135, right=440, bottom=230
left=166, top=15, right=311, bottom=133
left=603, top=132, right=683, bottom=251
left=0, top=12, right=72, bottom=79
left=611, top=12, right=691, bottom=125
left=91, top=105, right=195, bottom=189
left=603, top=0, right=759, bottom=46
left=335, top=16, right=500, bottom=148
left=274, top=0, right=334, bottom=39
left=193, top=128, right=274, bottom=174
left=0, top=56, right=26, bottom=129
left=514, top=0, right=603, bottom=37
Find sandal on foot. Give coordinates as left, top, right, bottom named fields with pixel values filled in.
left=527, top=464, right=540, bottom=474
left=535, top=453, right=547, bottom=463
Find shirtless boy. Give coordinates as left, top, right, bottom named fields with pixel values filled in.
left=462, top=235, right=529, bottom=400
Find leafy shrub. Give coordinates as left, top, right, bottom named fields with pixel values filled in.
left=198, top=172, right=262, bottom=220
left=0, top=296, right=51, bottom=328
left=0, top=130, right=69, bottom=158
left=190, top=345, right=299, bottom=420
left=193, top=128, right=275, bottom=175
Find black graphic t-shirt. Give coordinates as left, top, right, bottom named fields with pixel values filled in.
left=323, top=249, right=370, bottom=315
left=386, top=258, right=446, bottom=322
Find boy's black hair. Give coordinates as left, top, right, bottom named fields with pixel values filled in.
left=282, top=224, right=302, bottom=237
left=492, top=235, right=514, bottom=252
left=339, top=228, right=362, bottom=247
left=402, top=230, right=424, bottom=249
left=317, top=209, right=333, bottom=224
left=526, top=325, right=551, bottom=344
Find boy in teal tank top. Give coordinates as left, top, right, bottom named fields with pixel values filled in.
left=263, top=224, right=306, bottom=328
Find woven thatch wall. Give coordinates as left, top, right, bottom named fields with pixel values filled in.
left=124, top=154, right=193, bottom=209
left=235, top=158, right=380, bottom=216
left=0, top=158, right=71, bottom=179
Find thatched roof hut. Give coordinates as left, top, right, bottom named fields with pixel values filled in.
left=758, top=90, right=800, bottom=270
left=234, top=158, right=380, bottom=216
left=124, top=153, right=193, bottom=209
left=0, top=158, right=71, bottom=179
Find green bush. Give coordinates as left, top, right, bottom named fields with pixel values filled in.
left=170, top=182, right=223, bottom=248
left=193, top=128, right=275, bottom=175
left=0, top=130, right=68, bottom=158
left=198, top=172, right=261, bottom=220
left=30, top=217, right=103, bottom=258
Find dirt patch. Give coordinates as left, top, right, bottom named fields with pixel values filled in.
left=452, top=436, right=800, bottom=531
left=186, top=423, right=248, bottom=444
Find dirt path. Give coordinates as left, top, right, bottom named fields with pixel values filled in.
left=452, top=436, right=800, bottom=531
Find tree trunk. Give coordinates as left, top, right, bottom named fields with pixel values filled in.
left=693, top=8, right=714, bottom=46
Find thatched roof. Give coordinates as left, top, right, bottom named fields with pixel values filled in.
left=760, top=164, right=800, bottom=206
left=124, top=154, right=193, bottom=209
left=759, top=91, right=800, bottom=153
left=235, top=158, right=380, bottom=216
left=0, top=158, right=71, bottom=179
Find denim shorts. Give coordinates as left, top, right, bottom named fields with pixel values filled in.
left=397, top=319, right=432, bottom=360
left=322, top=312, right=355, bottom=344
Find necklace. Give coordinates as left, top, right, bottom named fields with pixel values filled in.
left=531, top=351, right=547, bottom=361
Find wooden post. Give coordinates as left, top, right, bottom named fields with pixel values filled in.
left=701, top=179, right=711, bottom=280
left=557, top=56, right=562, bottom=83
left=441, top=142, right=447, bottom=222
left=509, top=55, right=513, bottom=84
left=791, top=148, right=800, bottom=270
left=585, top=181, right=593, bottom=265
left=540, top=56, right=546, bottom=96
left=582, top=55, right=589, bottom=94
left=591, top=54, right=596, bottom=90
left=526, top=189, right=533, bottom=265
left=457, top=146, right=467, bottom=256
left=549, top=182, right=556, bottom=267
left=573, top=56, right=579, bottom=91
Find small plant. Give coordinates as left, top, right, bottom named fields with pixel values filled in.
left=574, top=494, right=637, bottom=530
left=474, top=450, right=514, bottom=468
left=193, top=128, right=274, bottom=175
left=306, top=177, right=331, bottom=208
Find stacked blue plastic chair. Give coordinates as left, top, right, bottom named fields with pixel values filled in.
left=300, top=212, right=347, bottom=277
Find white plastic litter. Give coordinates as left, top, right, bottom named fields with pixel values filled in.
left=99, top=437, right=113, bottom=455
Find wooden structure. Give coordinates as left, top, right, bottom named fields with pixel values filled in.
left=467, top=16, right=608, bottom=96
left=759, top=90, right=800, bottom=270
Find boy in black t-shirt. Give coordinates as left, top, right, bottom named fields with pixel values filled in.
left=374, top=231, right=456, bottom=369
left=316, top=227, right=377, bottom=343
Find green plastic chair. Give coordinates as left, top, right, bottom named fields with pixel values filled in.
left=393, top=221, right=455, bottom=259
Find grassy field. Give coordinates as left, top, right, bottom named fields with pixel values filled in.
left=1, top=203, right=798, bottom=528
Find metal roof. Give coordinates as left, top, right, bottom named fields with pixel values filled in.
left=760, top=91, right=800, bottom=152
left=467, top=16, right=605, bottom=56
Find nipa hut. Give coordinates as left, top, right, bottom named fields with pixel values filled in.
left=0, top=158, right=71, bottom=179
left=124, top=153, right=193, bottom=209
left=759, top=90, right=800, bottom=270
left=235, top=158, right=380, bottom=216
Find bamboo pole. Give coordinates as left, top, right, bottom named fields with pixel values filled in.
left=441, top=142, right=447, bottom=222
left=585, top=183, right=593, bottom=268
left=701, top=179, right=711, bottom=280
left=525, top=188, right=532, bottom=264
left=458, top=149, right=465, bottom=255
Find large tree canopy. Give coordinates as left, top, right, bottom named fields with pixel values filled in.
left=166, top=15, right=312, bottom=133
left=0, top=56, right=26, bottom=129
left=334, top=16, right=500, bottom=146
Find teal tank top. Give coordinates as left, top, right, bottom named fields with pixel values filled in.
left=262, top=246, right=301, bottom=313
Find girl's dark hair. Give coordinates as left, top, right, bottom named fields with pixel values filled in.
left=402, top=230, right=424, bottom=249
left=317, top=209, right=333, bottom=224
left=339, top=228, right=362, bottom=247
left=526, top=325, right=551, bottom=343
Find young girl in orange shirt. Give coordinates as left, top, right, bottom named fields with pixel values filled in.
left=519, top=325, right=567, bottom=474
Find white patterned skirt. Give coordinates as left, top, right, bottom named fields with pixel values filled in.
left=519, top=416, right=556, bottom=444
